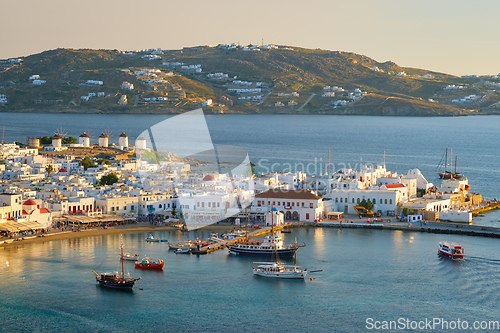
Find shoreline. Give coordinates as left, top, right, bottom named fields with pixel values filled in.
left=0, top=223, right=243, bottom=249
left=3, top=218, right=500, bottom=250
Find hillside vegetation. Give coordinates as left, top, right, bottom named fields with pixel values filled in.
left=0, top=46, right=497, bottom=116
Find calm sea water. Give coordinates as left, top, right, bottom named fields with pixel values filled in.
left=1, top=113, right=500, bottom=331
left=1, top=228, right=500, bottom=332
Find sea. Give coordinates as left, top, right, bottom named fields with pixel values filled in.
left=1, top=113, right=500, bottom=332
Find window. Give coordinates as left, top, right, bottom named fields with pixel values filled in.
left=278, top=201, right=280, bottom=206
left=340, top=198, right=343, bottom=203
left=292, top=202, right=295, bottom=206
left=202, top=202, right=204, bottom=208
left=335, top=198, right=338, bottom=203
left=373, top=199, right=376, bottom=204
left=306, top=213, right=309, bottom=220
left=357, top=198, right=360, bottom=204
left=389, top=199, right=393, bottom=204
left=380, top=199, right=383, bottom=204
left=123, top=206, right=126, bottom=210
left=258, top=201, right=261, bottom=207
left=302, top=203, right=304, bottom=207
left=352, top=198, right=355, bottom=203
left=131, top=206, right=135, bottom=211
left=310, top=203, right=313, bottom=208
left=217, top=203, right=220, bottom=207
left=197, top=202, right=200, bottom=207
left=208, top=202, right=211, bottom=207
left=385, top=199, right=387, bottom=204
left=273, top=201, right=275, bottom=206
left=111, top=207, right=115, bottom=212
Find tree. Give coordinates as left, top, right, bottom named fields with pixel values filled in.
left=40, top=136, right=51, bottom=145
left=99, top=173, right=119, bottom=186
left=98, top=158, right=111, bottom=165
left=360, top=198, right=374, bottom=211
left=62, top=136, right=77, bottom=144
left=45, top=165, right=54, bottom=177
left=81, top=157, right=95, bottom=170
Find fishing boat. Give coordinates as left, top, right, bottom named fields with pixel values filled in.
left=252, top=239, right=307, bottom=279
left=121, top=253, right=140, bottom=261
left=436, top=148, right=464, bottom=179
left=227, top=207, right=304, bottom=258
left=93, top=243, right=141, bottom=289
left=145, top=234, right=168, bottom=243
left=174, top=248, right=191, bottom=254
left=134, top=257, right=165, bottom=270
left=438, top=241, right=464, bottom=259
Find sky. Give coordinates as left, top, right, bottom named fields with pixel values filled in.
left=1, top=0, right=499, bottom=76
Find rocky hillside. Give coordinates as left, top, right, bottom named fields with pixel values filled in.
left=0, top=46, right=498, bottom=115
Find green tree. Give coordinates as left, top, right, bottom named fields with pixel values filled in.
left=45, top=164, right=54, bottom=177
left=81, top=157, right=95, bottom=170
left=40, top=136, right=51, bottom=145
left=97, top=158, right=111, bottom=165
left=360, top=198, right=374, bottom=211
left=62, top=136, right=77, bottom=144
left=99, top=173, right=119, bottom=186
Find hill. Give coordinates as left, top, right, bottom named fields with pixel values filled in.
left=0, top=45, right=498, bottom=116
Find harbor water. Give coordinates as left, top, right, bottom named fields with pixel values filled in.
left=1, top=228, right=500, bottom=332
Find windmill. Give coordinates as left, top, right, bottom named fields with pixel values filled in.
left=52, top=127, right=67, bottom=147
left=98, top=129, right=112, bottom=148
left=79, top=128, right=95, bottom=148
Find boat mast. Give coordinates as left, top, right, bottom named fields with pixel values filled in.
left=121, top=242, right=125, bottom=279
left=444, top=148, right=448, bottom=173
left=455, top=155, right=458, bottom=174
left=271, top=205, right=274, bottom=237
left=245, top=206, right=248, bottom=240
left=450, top=148, right=453, bottom=179
left=327, top=147, right=331, bottom=175
left=294, top=238, right=297, bottom=266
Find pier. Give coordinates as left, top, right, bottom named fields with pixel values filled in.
left=470, top=201, right=500, bottom=215
left=194, top=224, right=287, bottom=254
left=307, top=220, right=500, bottom=239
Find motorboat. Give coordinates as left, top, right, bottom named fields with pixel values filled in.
left=438, top=241, right=464, bottom=259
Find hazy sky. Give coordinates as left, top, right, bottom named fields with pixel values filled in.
left=1, top=0, right=499, bottom=76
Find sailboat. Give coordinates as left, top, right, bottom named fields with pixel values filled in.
left=93, top=241, right=141, bottom=289
left=227, top=207, right=304, bottom=257
left=436, top=148, right=464, bottom=179
left=252, top=238, right=308, bottom=279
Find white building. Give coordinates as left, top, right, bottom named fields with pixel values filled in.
left=98, top=133, right=109, bottom=148
left=253, top=189, right=323, bottom=222
left=118, top=132, right=129, bottom=149
left=79, top=132, right=90, bottom=147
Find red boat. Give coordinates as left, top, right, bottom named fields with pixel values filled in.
left=135, top=257, right=164, bottom=270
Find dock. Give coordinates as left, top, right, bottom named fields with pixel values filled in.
left=193, top=224, right=288, bottom=254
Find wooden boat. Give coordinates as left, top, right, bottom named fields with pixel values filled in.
left=228, top=208, right=304, bottom=258
left=134, top=257, right=164, bottom=270
left=93, top=243, right=140, bottom=289
left=436, top=148, right=464, bottom=179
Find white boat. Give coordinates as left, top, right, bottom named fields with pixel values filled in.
left=121, top=253, right=140, bottom=261
left=438, top=241, right=464, bottom=259
left=252, top=262, right=307, bottom=279
left=146, top=234, right=168, bottom=243
left=174, top=248, right=191, bottom=254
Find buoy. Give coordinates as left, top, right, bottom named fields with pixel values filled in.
left=310, top=277, right=313, bottom=281
left=62, top=259, right=64, bottom=262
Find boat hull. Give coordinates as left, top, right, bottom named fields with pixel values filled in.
left=227, top=245, right=297, bottom=258
left=438, top=249, right=464, bottom=259
left=437, top=172, right=463, bottom=179
left=135, top=262, right=164, bottom=270
left=253, top=270, right=306, bottom=279
left=96, top=278, right=137, bottom=289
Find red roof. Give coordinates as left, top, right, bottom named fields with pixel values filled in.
left=59, top=168, right=68, bottom=173
left=384, top=184, right=405, bottom=189
left=203, top=175, right=215, bottom=181
left=40, top=208, right=50, bottom=214
left=23, top=199, right=37, bottom=206
left=255, top=189, right=321, bottom=200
